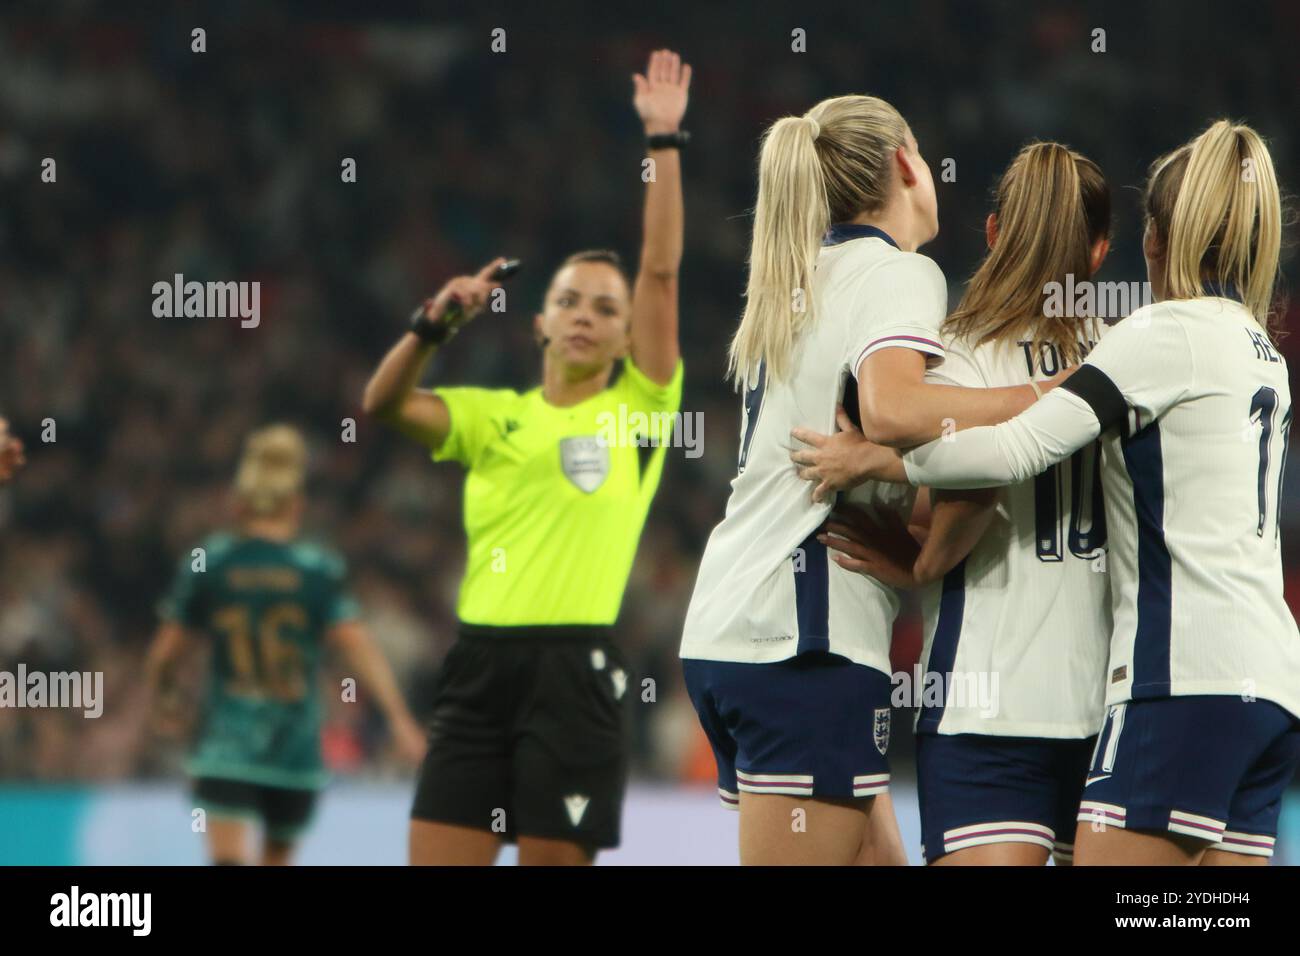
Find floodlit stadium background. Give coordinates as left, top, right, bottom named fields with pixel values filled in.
left=1, top=2, right=1298, bottom=864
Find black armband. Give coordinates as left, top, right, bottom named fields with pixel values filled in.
left=646, top=130, right=691, bottom=151
left=1061, top=365, right=1129, bottom=436
left=408, top=304, right=456, bottom=345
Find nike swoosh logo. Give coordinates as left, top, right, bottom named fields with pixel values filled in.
left=1085, top=774, right=1111, bottom=787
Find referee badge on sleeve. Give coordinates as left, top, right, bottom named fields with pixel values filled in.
left=560, top=436, right=610, bottom=493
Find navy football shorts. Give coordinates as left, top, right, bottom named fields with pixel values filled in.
left=1078, top=696, right=1300, bottom=857
left=916, top=732, right=1095, bottom=864
left=683, top=652, right=892, bottom=807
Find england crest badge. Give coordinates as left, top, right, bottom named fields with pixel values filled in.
left=872, top=707, right=891, bottom=755
left=559, top=436, right=610, bottom=493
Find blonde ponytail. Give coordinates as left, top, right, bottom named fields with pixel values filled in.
left=729, top=95, right=909, bottom=384
left=1146, top=120, right=1284, bottom=335
left=235, top=424, right=307, bottom=517
left=729, top=117, right=827, bottom=384
left=946, top=142, right=1111, bottom=365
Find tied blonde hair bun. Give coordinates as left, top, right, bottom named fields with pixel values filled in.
left=235, top=424, right=307, bottom=516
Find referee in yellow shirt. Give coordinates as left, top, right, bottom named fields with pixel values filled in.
left=363, top=50, right=690, bottom=865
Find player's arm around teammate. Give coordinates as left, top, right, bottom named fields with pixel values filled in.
left=815, top=489, right=996, bottom=591
left=806, top=146, right=1112, bottom=868
left=812, top=122, right=1298, bottom=866
left=688, top=95, right=976, bottom=866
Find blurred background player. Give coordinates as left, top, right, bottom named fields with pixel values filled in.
left=682, top=95, right=1066, bottom=866
left=794, top=142, right=1113, bottom=865
left=0, top=417, right=25, bottom=484
left=363, top=50, right=690, bottom=865
left=837, top=120, right=1300, bottom=866
left=145, top=424, right=426, bottom=865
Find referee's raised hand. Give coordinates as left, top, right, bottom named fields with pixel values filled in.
left=418, top=257, right=509, bottom=331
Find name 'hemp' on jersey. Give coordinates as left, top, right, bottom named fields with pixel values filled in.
left=161, top=533, right=360, bottom=790
left=434, top=356, right=684, bottom=627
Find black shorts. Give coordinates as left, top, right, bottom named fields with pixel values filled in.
left=411, top=625, right=631, bottom=850
left=192, top=777, right=318, bottom=843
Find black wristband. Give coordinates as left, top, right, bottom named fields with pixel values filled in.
left=409, top=304, right=455, bottom=345
left=646, top=130, right=690, bottom=151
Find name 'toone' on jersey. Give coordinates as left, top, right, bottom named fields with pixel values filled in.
left=918, top=321, right=1112, bottom=738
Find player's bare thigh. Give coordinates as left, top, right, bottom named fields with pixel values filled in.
left=1200, top=848, right=1268, bottom=866
left=931, top=842, right=1050, bottom=866
left=517, top=836, right=595, bottom=866
left=409, top=819, right=503, bottom=865
left=738, top=792, right=870, bottom=866
left=1074, top=822, right=1206, bottom=865
left=853, top=791, right=908, bottom=866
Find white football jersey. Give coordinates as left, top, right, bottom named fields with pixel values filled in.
left=916, top=323, right=1112, bottom=738
left=680, top=226, right=947, bottom=671
left=1065, top=296, right=1300, bottom=720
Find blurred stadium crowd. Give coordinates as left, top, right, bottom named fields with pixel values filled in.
left=0, top=3, right=1297, bottom=786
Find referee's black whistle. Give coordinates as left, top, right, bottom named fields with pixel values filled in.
left=443, top=257, right=522, bottom=325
